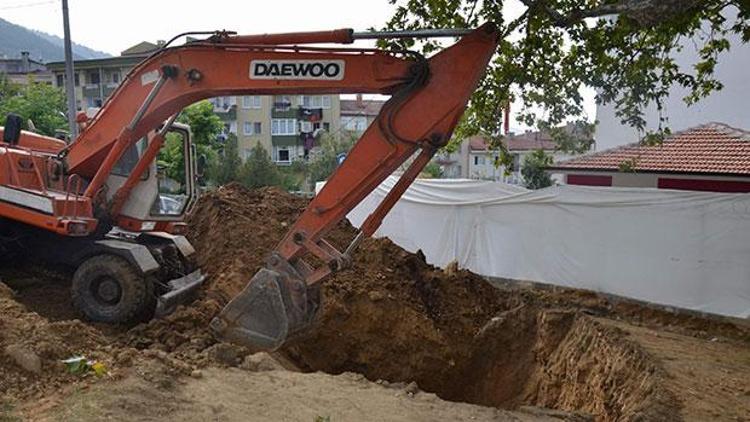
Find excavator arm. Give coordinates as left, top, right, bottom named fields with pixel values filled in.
left=62, top=23, right=499, bottom=349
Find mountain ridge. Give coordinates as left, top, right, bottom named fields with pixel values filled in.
left=0, top=17, right=110, bottom=63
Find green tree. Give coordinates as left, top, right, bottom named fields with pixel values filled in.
left=177, top=100, right=224, bottom=148
left=0, top=74, right=21, bottom=102
left=521, top=149, right=554, bottom=189
left=307, top=133, right=356, bottom=183
left=156, top=100, right=224, bottom=186
left=239, top=143, right=282, bottom=189
left=0, top=77, right=66, bottom=136
left=381, top=1, right=749, bottom=150
left=421, top=162, right=444, bottom=178
left=212, top=133, right=242, bottom=185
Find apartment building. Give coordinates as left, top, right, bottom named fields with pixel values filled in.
left=46, top=41, right=159, bottom=111
left=212, top=94, right=340, bottom=165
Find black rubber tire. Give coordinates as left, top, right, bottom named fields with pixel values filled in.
left=71, top=254, right=154, bottom=324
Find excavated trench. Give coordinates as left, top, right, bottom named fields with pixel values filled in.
left=0, top=185, right=680, bottom=420
left=184, top=185, right=679, bottom=420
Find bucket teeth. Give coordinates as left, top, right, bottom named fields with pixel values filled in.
left=210, top=262, right=318, bottom=351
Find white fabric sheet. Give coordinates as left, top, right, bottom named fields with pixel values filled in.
left=317, top=177, right=750, bottom=318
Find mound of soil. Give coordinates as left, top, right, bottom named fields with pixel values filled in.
left=0, top=282, right=108, bottom=398
left=4, top=183, right=747, bottom=420
left=133, top=183, right=681, bottom=420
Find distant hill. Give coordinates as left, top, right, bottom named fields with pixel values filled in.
left=0, top=17, right=110, bottom=63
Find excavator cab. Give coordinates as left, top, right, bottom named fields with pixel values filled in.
left=109, top=122, right=198, bottom=230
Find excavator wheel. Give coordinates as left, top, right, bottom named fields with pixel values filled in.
left=71, top=254, right=155, bottom=324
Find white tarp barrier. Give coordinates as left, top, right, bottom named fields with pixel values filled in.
left=318, top=177, right=750, bottom=318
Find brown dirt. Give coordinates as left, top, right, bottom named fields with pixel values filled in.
left=2, top=183, right=749, bottom=421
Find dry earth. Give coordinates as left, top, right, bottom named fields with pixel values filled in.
left=1, top=184, right=749, bottom=421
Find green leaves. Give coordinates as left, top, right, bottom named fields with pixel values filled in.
left=382, top=0, right=747, bottom=150
left=521, top=149, right=554, bottom=189
left=176, top=100, right=224, bottom=148
left=0, top=75, right=67, bottom=136
left=239, top=142, right=283, bottom=189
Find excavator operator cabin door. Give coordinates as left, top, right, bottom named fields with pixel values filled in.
left=106, top=123, right=197, bottom=226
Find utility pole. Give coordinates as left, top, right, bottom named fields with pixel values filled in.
left=62, top=0, right=77, bottom=141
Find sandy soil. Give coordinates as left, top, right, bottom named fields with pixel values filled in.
left=1, top=184, right=749, bottom=421
left=26, top=365, right=581, bottom=422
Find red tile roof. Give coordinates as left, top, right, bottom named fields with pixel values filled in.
left=468, top=133, right=558, bottom=152
left=340, top=99, right=385, bottom=116
left=550, top=123, right=750, bottom=175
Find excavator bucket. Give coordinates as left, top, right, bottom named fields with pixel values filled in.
left=209, top=255, right=318, bottom=351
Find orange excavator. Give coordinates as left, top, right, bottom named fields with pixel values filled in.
left=0, top=24, right=498, bottom=349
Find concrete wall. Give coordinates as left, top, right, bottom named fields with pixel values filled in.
left=595, top=8, right=750, bottom=151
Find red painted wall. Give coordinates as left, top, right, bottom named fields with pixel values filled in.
left=657, top=177, right=750, bottom=193
left=567, top=174, right=613, bottom=186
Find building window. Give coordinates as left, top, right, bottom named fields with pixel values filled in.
left=242, top=95, right=262, bottom=109
left=272, top=118, right=297, bottom=136
left=111, top=72, right=120, bottom=83
left=56, top=74, right=64, bottom=87
left=276, top=148, right=291, bottom=163
left=273, top=95, right=292, bottom=111
left=88, top=71, right=100, bottom=85
left=474, top=156, right=487, bottom=166
left=323, top=122, right=330, bottom=131
left=300, top=95, right=331, bottom=109
left=74, top=73, right=80, bottom=86
left=243, top=122, right=262, bottom=135
left=342, top=116, right=367, bottom=132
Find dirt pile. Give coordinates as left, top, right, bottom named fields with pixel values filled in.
left=145, top=183, right=680, bottom=420
left=0, top=282, right=108, bottom=398
left=4, top=184, right=747, bottom=420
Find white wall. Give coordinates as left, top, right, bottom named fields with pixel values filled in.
left=595, top=9, right=750, bottom=151
left=468, top=150, right=573, bottom=184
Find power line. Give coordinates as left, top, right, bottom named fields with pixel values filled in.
left=0, top=0, right=56, bottom=10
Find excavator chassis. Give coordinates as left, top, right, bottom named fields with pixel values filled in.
left=3, top=220, right=205, bottom=323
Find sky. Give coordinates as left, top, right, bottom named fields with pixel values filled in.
left=0, top=0, right=596, bottom=129
left=0, top=0, right=397, bottom=54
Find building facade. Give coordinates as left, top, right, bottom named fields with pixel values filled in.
left=550, top=123, right=750, bottom=193
left=0, top=51, right=53, bottom=85
left=435, top=128, right=582, bottom=184
left=46, top=42, right=156, bottom=111
left=340, top=95, right=385, bottom=137
left=212, top=94, right=341, bottom=165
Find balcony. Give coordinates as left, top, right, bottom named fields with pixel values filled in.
left=213, top=104, right=237, bottom=121
left=271, top=107, right=297, bottom=119
left=82, top=84, right=100, bottom=98
left=103, top=82, right=119, bottom=98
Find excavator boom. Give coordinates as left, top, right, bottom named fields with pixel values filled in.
left=210, top=25, right=499, bottom=350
